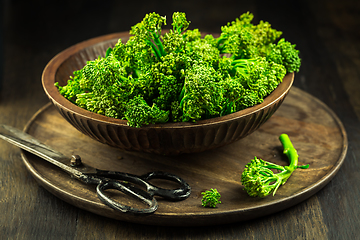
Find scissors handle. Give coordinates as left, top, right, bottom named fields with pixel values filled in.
left=92, top=171, right=191, bottom=214
left=94, top=170, right=191, bottom=200
left=141, top=171, right=191, bottom=200
left=96, top=181, right=158, bottom=214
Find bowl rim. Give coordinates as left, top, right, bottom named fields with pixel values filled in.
left=42, top=32, right=294, bottom=129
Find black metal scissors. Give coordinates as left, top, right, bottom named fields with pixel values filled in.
left=0, top=124, right=191, bottom=214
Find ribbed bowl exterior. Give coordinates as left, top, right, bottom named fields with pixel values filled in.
left=42, top=33, right=293, bottom=155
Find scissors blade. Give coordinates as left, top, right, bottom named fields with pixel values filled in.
left=0, top=124, right=93, bottom=178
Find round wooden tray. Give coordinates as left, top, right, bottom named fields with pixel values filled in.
left=21, top=87, right=347, bottom=226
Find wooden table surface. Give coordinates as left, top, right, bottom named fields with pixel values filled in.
left=1, top=0, right=359, bottom=239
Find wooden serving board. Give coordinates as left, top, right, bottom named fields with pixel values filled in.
left=21, top=87, right=347, bottom=226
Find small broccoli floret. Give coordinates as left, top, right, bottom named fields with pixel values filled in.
left=55, top=70, right=85, bottom=103
left=161, top=12, right=190, bottom=54
left=229, top=57, right=286, bottom=110
left=219, top=76, right=245, bottom=115
left=170, top=100, right=183, bottom=122
left=183, top=28, right=202, bottom=42
left=266, top=38, right=301, bottom=73
left=216, top=12, right=282, bottom=60
left=185, top=37, right=221, bottom=68
left=215, top=11, right=302, bottom=75
left=74, top=55, right=133, bottom=118
left=171, top=12, right=190, bottom=34
left=201, top=188, right=222, bottom=208
left=124, top=96, right=169, bottom=128
left=241, top=134, right=309, bottom=197
left=130, top=12, right=167, bottom=61
left=140, top=52, right=187, bottom=111
left=179, top=62, right=223, bottom=122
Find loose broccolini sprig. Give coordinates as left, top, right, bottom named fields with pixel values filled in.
left=241, top=134, right=309, bottom=197
left=201, top=188, right=222, bottom=208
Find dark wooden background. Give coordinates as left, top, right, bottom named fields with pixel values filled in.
left=1, top=0, right=359, bottom=239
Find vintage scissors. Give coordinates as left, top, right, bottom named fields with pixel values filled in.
left=0, top=124, right=191, bottom=214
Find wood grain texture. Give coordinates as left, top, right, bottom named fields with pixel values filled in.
left=1, top=0, right=360, bottom=239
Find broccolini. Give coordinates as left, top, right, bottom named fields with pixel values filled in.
left=241, top=134, right=309, bottom=197
left=56, top=12, right=301, bottom=127
left=201, top=188, right=222, bottom=208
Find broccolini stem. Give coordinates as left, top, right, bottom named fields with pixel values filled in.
left=146, top=39, right=162, bottom=61
left=144, top=30, right=167, bottom=61
left=279, top=133, right=299, bottom=170
left=133, top=69, right=143, bottom=78
left=279, top=134, right=310, bottom=170
left=151, top=31, right=166, bottom=57
left=178, top=84, right=186, bottom=102
left=118, top=75, right=130, bottom=83
left=216, top=36, right=226, bottom=52
left=231, top=58, right=256, bottom=67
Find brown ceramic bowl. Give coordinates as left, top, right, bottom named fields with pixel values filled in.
left=42, top=32, right=294, bottom=155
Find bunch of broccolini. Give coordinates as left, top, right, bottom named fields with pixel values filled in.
left=56, top=12, right=301, bottom=127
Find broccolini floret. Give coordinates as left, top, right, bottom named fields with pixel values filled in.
left=201, top=188, right=222, bottom=208
left=266, top=38, right=302, bottom=73
left=241, top=134, right=309, bottom=197
left=217, top=12, right=283, bottom=59
left=130, top=12, right=167, bottom=61
left=56, top=11, right=301, bottom=127
left=179, top=62, right=223, bottom=122
left=124, top=96, right=169, bottom=128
